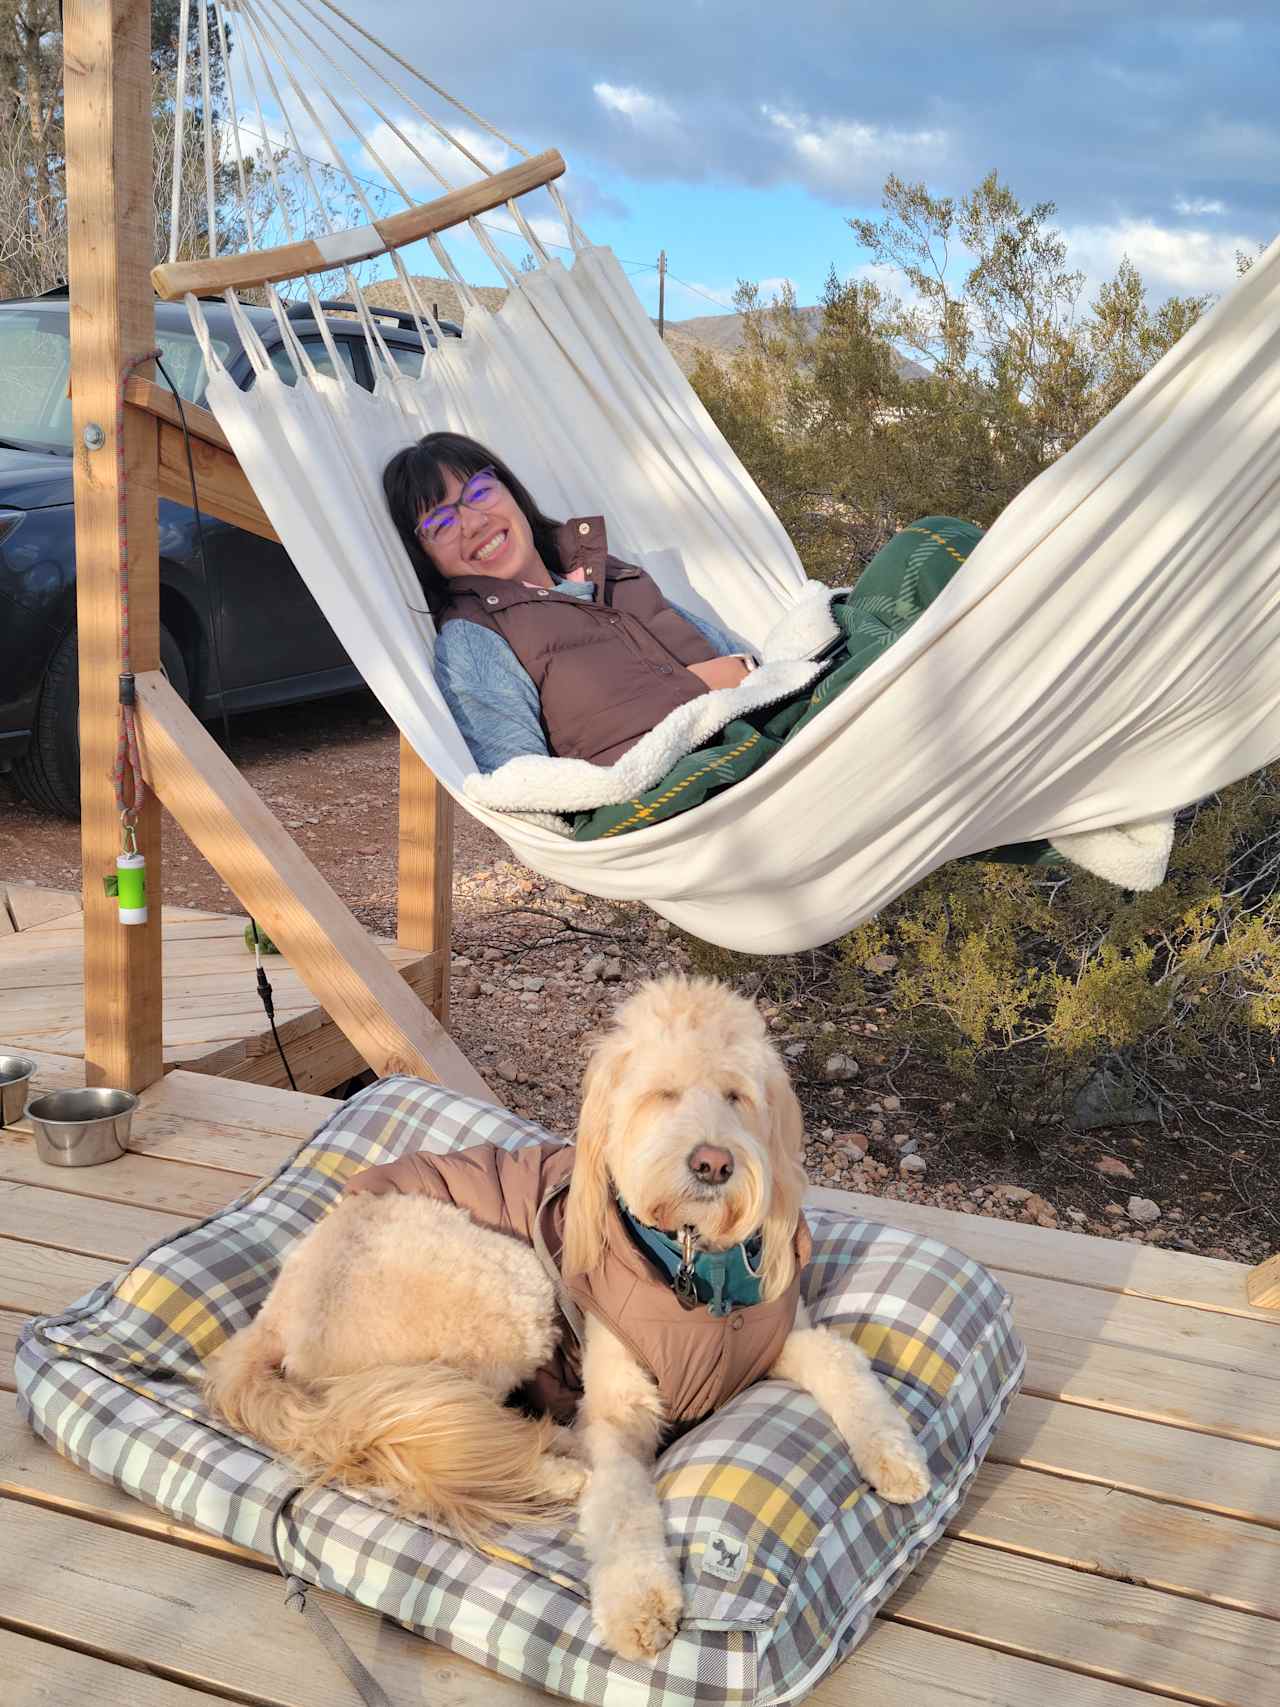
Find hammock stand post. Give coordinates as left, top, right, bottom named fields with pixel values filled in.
left=60, top=0, right=489, bottom=1100
left=64, top=0, right=164, bottom=1092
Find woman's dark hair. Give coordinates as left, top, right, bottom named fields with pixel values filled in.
left=383, top=431, right=563, bottom=617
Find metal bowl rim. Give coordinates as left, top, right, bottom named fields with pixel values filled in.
left=26, top=1089, right=139, bottom=1124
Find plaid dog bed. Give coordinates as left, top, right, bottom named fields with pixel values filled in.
left=16, top=1077, right=1024, bottom=1706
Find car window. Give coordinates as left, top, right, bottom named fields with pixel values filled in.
left=385, top=344, right=427, bottom=379
left=156, top=330, right=222, bottom=406
left=0, top=308, right=228, bottom=452
left=266, top=337, right=361, bottom=388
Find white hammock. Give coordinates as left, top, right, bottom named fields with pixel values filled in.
left=173, top=0, right=1280, bottom=953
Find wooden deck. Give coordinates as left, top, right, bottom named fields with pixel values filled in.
left=0, top=882, right=435, bottom=1096
left=1, top=1070, right=1277, bottom=1707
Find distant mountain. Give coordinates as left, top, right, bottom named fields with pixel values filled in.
left=660, top=306, right=928, bottom=379
left=360, top=275, right=926, bottom=382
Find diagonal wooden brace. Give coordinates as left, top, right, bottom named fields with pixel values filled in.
left=134, top=671, right=491, bottom=1100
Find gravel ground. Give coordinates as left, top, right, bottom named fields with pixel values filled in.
left=2, top=688, right=1273, bottom=1266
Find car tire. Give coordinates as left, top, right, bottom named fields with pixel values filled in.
left=13, top=625, right=191, bottom=818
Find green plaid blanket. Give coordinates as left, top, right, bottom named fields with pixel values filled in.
left=573, top=518, right=1062, bottom=869
left=17, top=1077, right=1024, bottom=1706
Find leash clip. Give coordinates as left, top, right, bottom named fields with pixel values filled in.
left=674, top=1225, right=699, bottom=1311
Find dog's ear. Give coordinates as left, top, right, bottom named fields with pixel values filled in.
left=563, top=1032, right=626, bottom=1278
left=759, top=1055, right=807, bottom=1303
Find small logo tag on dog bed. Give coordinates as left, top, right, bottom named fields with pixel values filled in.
left=702, top=1531, right=748, bottom=1583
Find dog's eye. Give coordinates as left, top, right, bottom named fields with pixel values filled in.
left=724, top=1089, right=741, bottom=1105
left=656, top=1088, right=679, bottom=1103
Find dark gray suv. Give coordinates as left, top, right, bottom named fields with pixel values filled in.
left=0, top=287, right=455, bottom=814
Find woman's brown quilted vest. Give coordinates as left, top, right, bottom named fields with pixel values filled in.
left=343, top=1140, right=811, bottom=1433
left=437, top=516, right=720, bottom=766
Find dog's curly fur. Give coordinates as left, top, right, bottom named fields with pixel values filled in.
left=202, top=975, right=929, bottom=1658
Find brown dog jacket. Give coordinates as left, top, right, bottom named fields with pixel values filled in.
left=343, top=1141, right=811, bottom=1432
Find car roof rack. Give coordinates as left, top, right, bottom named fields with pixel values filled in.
left=283, top=297, right=462, bottom=338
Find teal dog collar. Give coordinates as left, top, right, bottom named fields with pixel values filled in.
left=619, top=1201, right=763, bottom=1317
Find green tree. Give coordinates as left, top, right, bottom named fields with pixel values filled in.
left=691, top=172, right=1212, bottom=584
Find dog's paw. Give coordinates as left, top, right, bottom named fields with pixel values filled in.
left=537, top=1454, right=590, bottom=1503
left=591, top=1559, right=683, bottom=1660
left=861, top=1429, right=930, bottom=1504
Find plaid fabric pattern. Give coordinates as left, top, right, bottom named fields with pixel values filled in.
left=17, top=1076, right=1024, bottom=1706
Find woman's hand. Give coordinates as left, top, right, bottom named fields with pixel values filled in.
left=686, top=655, right=753, bottom=691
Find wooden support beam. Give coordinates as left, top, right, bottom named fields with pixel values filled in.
left=134, top=671, right=492, bottom=1100
left=152, top=150, right=566, bottom=301
left=64, top=0, right=164, bottom=1092
left=124, top=377, right=233, bottom=452
left=398, top=737, right=453, bottom=1023
left=1247, top=1254, right=1280, bottom=1311
left=124, top=381, right=279, bottom=543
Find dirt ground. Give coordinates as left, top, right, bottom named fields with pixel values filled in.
left=2, top=688, right=1273, bottom=1266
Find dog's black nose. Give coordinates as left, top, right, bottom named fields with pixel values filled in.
left=688, top=1144, right=734, bottom=1185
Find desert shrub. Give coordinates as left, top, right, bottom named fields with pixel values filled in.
left=837, top=773, right=1280, bottom=1101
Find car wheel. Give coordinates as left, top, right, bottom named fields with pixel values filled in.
left=13, top=625, right=191, bottom=818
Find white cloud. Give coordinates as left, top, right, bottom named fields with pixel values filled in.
left=361, top=117, right=511, bottom=199
left=1174, top=195, right=1226, bottom=217
left=593, top=83, right=676, bottom=124
left=763, top=105, right=948, bottom=196
left=756, top=274, right=798, bottom=300
left=1060, top=218, right=1256, bottom=299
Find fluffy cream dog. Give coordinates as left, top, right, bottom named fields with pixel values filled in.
left=203, top=976, right=928, bottom=1661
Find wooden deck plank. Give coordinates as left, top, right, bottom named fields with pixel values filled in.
left=991, top=1394, right=1280, bottom=1526
left=953, top=1462, right=1280, bottom=1618
left=998, top=1269, right=1280, bottom=1381
left=0, top=1237, right=119, bottom=1316
left=1, top=1307, right=24, bottom=1376
left=0, top=1181, right=190, bottom=1261
left=809, top=1185, right=1278, bottom=1323
left=847, top=1618, right=1212, bottom=1706
left=888, top=1536, right=1279, bottom=1707
left=0, top=1628, right=222, bottom=1707
left=1023, top=1330, right=1280, bottom=1448
left=0, top=1133, right=258, bottom=1219
left=1, top=883, right=83, bottom=930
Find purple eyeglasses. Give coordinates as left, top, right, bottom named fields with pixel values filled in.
left=416, top=467, right=503, bottom=545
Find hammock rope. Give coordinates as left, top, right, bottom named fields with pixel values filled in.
left=163, top=0, right=1280, bottom=954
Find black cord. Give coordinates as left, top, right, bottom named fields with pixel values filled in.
left=154, top=356, right=297, bottom=1094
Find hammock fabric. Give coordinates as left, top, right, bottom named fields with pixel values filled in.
left=176, top=2, right=1280, bottom=953
left=570, top=516, right=1058, bottom=863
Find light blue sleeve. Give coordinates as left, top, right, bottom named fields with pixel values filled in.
left=432, top=621, right=549, bottom=774
left=671, top=602, right=740, bottom=657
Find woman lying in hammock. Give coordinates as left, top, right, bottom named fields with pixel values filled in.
left=384, top=430, right=760, bottom=776
left=383, top=430, right=1161, bottom=881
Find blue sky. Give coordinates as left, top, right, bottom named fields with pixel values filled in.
left=248, top=1, right=1280, bottom=320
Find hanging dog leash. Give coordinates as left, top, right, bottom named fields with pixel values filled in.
left=271, top=1487, right=394, bottom=1707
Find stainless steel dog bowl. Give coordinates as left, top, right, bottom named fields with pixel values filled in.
left=26, top=1087, right=137, bottom=1167
left=0, top=1054, right=36, bottom=1127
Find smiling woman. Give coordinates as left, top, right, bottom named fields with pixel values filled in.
left=384, top=431, right=756, bottom=775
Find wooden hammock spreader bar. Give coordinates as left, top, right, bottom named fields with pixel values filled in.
left=125, top=378, right=278, bottom=543
left=151, top=149, right=566, bottom=301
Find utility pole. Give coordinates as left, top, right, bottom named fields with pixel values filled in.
left=657, top=249, right=666, bottom=339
